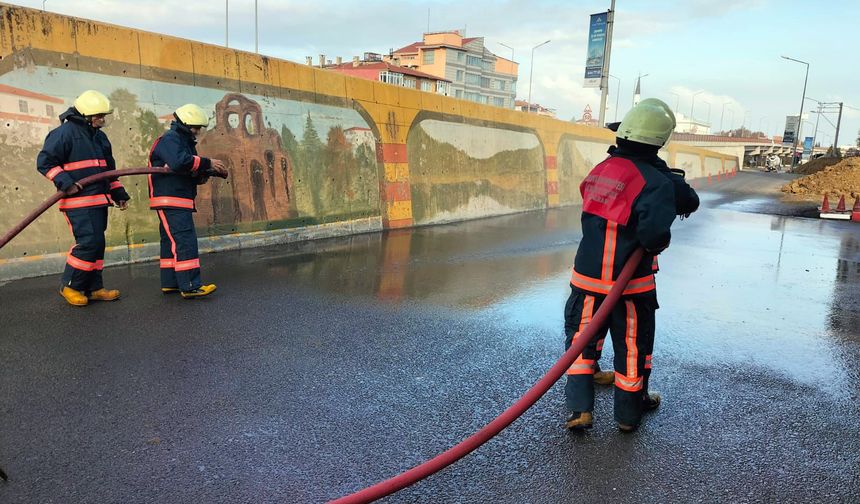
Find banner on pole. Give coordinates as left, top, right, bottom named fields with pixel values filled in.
left=782, top=115, right=799, bottom=145
left=583, top=12, right=608, bottom=88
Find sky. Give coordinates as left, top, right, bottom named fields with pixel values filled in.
left=10, top=0, right=860, bottom=149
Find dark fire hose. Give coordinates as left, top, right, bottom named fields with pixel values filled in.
left=331, top=247, right=645, bottom=503
left=0, top=167, right=172, bottom=251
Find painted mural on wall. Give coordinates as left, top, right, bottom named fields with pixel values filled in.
left=556, top=137, right=612, bottom=206
left=0, top=66, right=380, bottom=259
left=407, top=120, right=545, bottom=225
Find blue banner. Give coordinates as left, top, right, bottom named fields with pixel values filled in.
left=583, top=12, right=608, bottom=88
left=803, top=136, right=813, bottom=157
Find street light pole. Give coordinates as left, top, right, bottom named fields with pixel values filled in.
left=690, top=90, right=704, bottom=123
left=225, top=0, right=229, bottom=48
left=254, top=0, right=259, bottom=53
left=527, top=39, right=551, bottom=113
left=833, top=102, right=844, bottom=156
left=719, top=101, right=732, bottom=134
left=498, top=42, right=514, bottom=62
left=597, top=0, right=616, bottom=127
left=608, top=74, right=621, bottom=121
left=781, top=55, right=809, bottom=170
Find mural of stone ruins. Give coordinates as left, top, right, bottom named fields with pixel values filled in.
left=196, top=93, right=296, bottom=227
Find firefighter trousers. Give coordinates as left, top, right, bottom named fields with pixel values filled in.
left=563, top=287, right=657, bottom=427
left=156, top=209, right=202, bottom=292
left=61, top=206, right=107, bottom=292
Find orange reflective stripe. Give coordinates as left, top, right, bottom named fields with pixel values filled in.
left=63, top=158, right=106, bottom=171
left=46, top=166, right=64, bottom=180
left=645, top=354, right=653, bottom=370
left=602, top=221, right=617, bottom=281
left=625, top=300, right=638, bottom=380
left=614, top=372, right=643, bottom=392
left=59, top=194, right=110, bottom=210
left=67, top=254, right=98, bottom=271
left=570, top=270, right=656, bottom=295
left=568, top=356, right=595, bottom=374
left=566, top=295, right=596, bottom=375
left=191, top=155, right=201, bottom=172
left=149, top=196, right=195, bottom=209
left=160, top=259, right=175, bottom=269
left=109, top=181, right=123, bottom=190
left=652, top=256, right=659, bottom=271
left=596, top=338, right=605, bottom=351
left=174, top=258, right=200, bottom=271
left=95, top=259, right=104, bottom=271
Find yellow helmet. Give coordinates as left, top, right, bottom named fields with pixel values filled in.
left=616, top=98, right=676, bottom=147
left=175, top=104, right=210, bottom=127
left=74, top=90, right=112, bottom=116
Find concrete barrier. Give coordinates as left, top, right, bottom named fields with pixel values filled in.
left=0, top=4, right=738, bottom=281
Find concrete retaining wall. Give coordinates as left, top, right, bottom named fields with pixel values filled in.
left=0, top=4, right=739, bottom=281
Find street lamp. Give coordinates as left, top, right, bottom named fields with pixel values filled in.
left=690, top=90, right=704, bottom=122
left=527, top=39, right=551, bottom=113
left=254, top=0, right=259, bottom=53
left=498, top=42, right=514, bottom=62
left=781, top=55, right=809, bottom=170
left=608, top=74, right=621, bottom=121
left=720, top=101, right=731, bottom=134
left=225, top=0, right=229, bottom=47
left=632, top=73, right=649, bottom=106
left=670, top=92, right=680, bottom=113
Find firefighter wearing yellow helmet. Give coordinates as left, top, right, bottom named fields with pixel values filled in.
left=36, top=89, right=131, bottom=306
left=563, top=98, right=699, bottom=433
left=147, top=104, right=228, bottom=299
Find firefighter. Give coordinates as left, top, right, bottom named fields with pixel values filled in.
left=148, top=103, right=228, bottom=298
left=564, top=98, right=699, bottom=432
left=37, top=90, right=131, bottom=307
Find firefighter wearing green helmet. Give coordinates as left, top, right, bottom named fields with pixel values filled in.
left=563, top=97, right=699, bottom=432
left=36, top=89, right=131, bottom=306
left=148, top=103, right=228, bottom=299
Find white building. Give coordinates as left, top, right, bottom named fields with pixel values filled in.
left=0, top=84, right=64, bottom=146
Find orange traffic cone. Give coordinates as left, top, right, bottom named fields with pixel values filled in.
left=707, top=173, right=712, bottom=185
left=836, top=195, right=846, bottom=212
left=852, top=197, right=860, bottom=222
left=820, top=194, right=830, bottom=212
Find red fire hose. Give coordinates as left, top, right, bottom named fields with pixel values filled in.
left=0, top=167, right=172, bottom=251
left=331, top=247, right=645, bottom=503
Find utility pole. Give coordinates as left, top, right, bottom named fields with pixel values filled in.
left=832, top=102, right=843, bottom=156
left=597, top=0, right=616, bottom=127
left=254, top=0, right=259, bottom=53
left=225, top=0, right=229, bottom=48
left=780, top=55, right=809, bottom=170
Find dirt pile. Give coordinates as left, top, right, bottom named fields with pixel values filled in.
left=782, top=157, right=860, bottom=199
left=792, top=156, right=843, bottom=175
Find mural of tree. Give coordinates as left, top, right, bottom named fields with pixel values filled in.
left=104, top=89, right=166, bottom=245
left=298, top=113, right=324, bottom=215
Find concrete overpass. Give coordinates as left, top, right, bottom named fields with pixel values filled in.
left=672, top=133, right=794, bottom=168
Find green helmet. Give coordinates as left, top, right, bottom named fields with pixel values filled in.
left=616, top=98, right=676, bottom=147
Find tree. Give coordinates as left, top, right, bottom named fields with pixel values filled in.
left=855, top=128, right=859, bottom=148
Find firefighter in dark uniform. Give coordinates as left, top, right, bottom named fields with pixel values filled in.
left=563, top=98, right=699, bottom=432
left=37, top=90, right=131, bottom=307
left=148, top=104, right=227, bottom=298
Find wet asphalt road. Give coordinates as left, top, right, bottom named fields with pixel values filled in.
left=1, top=171, right=859, bottom=503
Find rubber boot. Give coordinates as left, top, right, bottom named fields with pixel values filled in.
left=594, top=370, right=615, bottom=386
left=161, top=288, right=180, bottom=294
left=565, top=411, right=593, bottom=430
left=181, top=284, right=217, bottom=299
left=89, top=288, right=120, bottom=301
left=617, top=393, right=661, bottom=433
left=60, top=287, right=88, bottom=307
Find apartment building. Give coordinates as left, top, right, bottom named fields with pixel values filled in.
left=320, top=54, right=452, bottom=96
left=389, top=31, right=518, bottom=109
